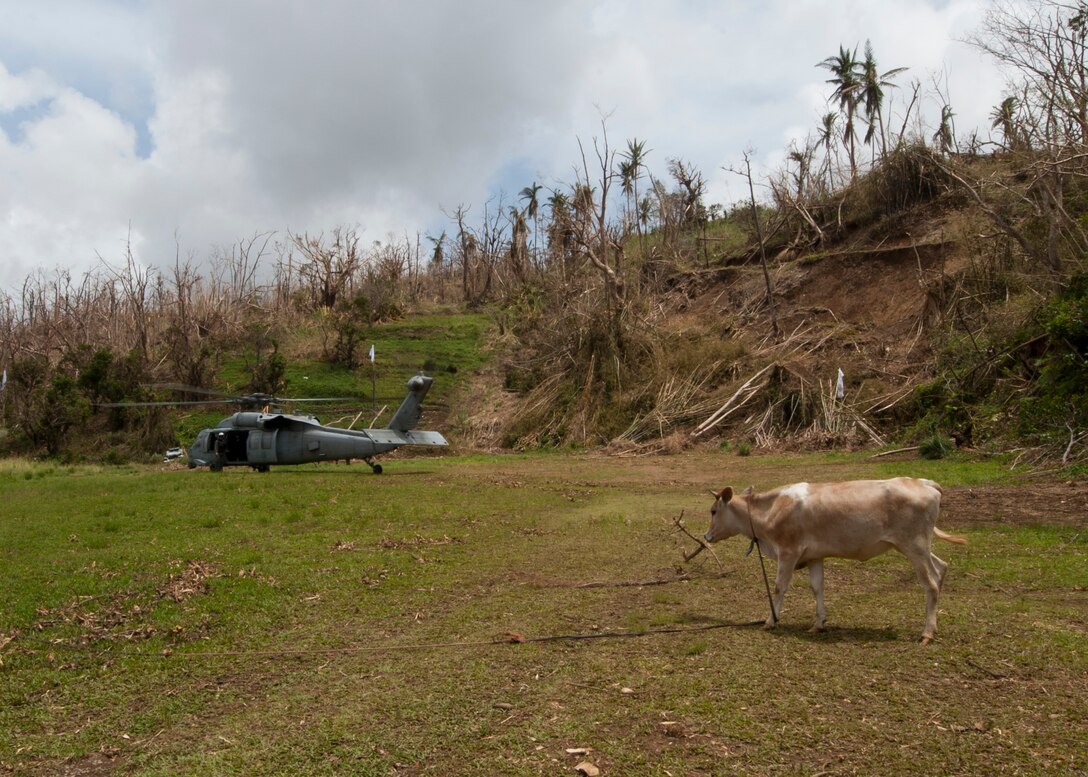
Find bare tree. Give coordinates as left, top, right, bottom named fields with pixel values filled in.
left=970, top=0, right=1088, bottom=144
left=960, top=0, right=1088, bottom=274
left=770, top=141, right=825, bottom=246
left=100, top=235, right=154, bottom=366
left=290, top=226, right=363, bottom=310
left=571, top=123, right=625, bottom=312
left=666, top=158, right=707, bottom=228
left=161, top=247, right=220, bottom=388
left=729, top=151, right=779, bottom=338
left=454, top=203, right=504, bottom=307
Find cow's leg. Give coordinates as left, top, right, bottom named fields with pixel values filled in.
left=931, top=553, right=948, bottom=590
left=807, top=560, right=826, bottom=632
left=766, top=555, right=798, bottom=629
left=903, top=544, right=942, bottom=644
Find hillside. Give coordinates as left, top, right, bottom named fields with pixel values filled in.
left=1, top=146, right=1086, bottom=469
left=459, top=150, right=1084, bottom=467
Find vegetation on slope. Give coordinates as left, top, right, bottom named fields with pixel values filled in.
left=1, top=0, right=1086, bottom=467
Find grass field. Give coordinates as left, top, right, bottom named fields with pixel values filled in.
left=1, top=451, right=1085, bottom=775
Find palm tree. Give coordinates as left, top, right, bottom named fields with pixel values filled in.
left=933, top=104, right=956, bottom=154
left=572, top=183, right=595, bottom=224
left=618, top=160, right=634, bottom=231
left=990, top=96, right=1020, bottom=150
left=519, top=182, right=543, bottom=261
left=859, top=40, right=907, bottom=157
left=817, top=111, right=838, bottom=191
left=546, top=190, right=573, bottom=273
left=622, top=138, right=649, bottom=242
left=819, top=45, right=862, bottom=180
left=427, top=231, right=446, bottom=271
left=508, top=206, right=529, bottom=280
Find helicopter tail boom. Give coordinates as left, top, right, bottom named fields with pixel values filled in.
left=388, top=375, right=436, bottom=432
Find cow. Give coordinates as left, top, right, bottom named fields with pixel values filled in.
left=702, top=477, right=967, bottom=644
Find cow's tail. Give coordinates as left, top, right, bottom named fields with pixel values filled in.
left=923, top=479, right=962, bottom=543
left=934, top=527, right=968, bottom=545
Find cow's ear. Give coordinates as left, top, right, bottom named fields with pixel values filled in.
left=721, top=486, right=733, bottom=502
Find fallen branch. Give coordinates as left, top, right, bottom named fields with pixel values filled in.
left=1063, top=422, right=1088, bottom=465
left=532, top=571, right=731, bottom=589
left=574, top=577, right=693, bottom=589
left=673, top=510, right=724, bottom=572
left=868, top=446, right=921, bottom=459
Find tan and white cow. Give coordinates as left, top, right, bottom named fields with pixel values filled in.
left=703, top=477, right=967, bottom=643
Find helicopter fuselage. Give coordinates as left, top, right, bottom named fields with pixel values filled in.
left=186, top=375, right=447, bottom=472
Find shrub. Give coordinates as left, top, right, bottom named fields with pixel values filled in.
left=919, top=432, right=953, bottom=460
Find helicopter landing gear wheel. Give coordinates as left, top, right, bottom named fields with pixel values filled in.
left=364, top=457, right=382, bottom=474
left=255, top=464, right=270, bottom=473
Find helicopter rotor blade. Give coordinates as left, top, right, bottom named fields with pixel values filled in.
left=94, top=399, right=236, bottom=408
left=274, top=396, right=359, bottom=403
left=95, top=383, right=381, bottom=411
left=150, top=383, right=249, bottom=401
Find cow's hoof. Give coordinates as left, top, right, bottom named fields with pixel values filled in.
left=920, top=634, right=934, bottom=645
left=809, top=624, right=827, bottom=634
left=762, top=621, right=777, bottom=631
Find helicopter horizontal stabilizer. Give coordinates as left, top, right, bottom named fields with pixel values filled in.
left=366, top=429, right=448, bottom=447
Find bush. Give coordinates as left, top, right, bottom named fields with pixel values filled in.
left=919, top=432, right=953, bottom=460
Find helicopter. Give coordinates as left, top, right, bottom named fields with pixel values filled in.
left=102, top=374, right=447, bottom=473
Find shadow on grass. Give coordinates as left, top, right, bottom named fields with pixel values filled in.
left=777, top=623, right=902, bottom=643
left=188, top=466, right=437, bottom=479
left=674, top=613, right=903, bottom=643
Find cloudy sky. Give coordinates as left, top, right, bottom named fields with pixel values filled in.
left=0, top=0, right=1013, bottom=295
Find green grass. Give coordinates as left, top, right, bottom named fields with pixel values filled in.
left=164, top=311, right=489, bottom=448
left=1, top=451, right=1084, bottom=775
left=270, top=311, right=490, bottom=402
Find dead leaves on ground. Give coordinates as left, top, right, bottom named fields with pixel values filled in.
left=27, top=560, right=224, bottom=649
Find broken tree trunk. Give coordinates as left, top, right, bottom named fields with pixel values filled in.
left=692, top=363, right=775, bottom=438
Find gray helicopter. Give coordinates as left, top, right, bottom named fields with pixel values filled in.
left=188, top=374, right=447, bottom=473
left=103, top=374, right=447, bottom=473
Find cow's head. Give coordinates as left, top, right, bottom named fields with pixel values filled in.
left=704, top=485, right=751, bottom=543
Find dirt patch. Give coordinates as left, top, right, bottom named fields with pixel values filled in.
left=943, top=478, right=1088, bottom=528
left=783, top=241, right=952, bottom=333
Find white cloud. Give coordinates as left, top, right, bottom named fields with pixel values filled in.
left=0, top=0, right=1013, bottom=294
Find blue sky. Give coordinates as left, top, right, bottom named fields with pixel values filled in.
left=0, top=0, right=1010, bottom=294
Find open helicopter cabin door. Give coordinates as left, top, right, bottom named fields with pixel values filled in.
left=217, top=430, right=250, bottom=464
